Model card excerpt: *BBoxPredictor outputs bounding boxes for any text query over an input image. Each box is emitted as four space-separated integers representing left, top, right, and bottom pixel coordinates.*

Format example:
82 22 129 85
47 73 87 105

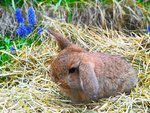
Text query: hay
0 8 17 38
40 0 149 33
0 18 149 112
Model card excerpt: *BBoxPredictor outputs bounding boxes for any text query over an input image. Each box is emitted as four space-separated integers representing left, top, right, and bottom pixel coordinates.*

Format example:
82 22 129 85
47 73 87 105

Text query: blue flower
16 24 28 37
27 7 36 26
37 27 42 35
15 8 24 24
10 46 16 53
146 24 150 32
25 24 32 34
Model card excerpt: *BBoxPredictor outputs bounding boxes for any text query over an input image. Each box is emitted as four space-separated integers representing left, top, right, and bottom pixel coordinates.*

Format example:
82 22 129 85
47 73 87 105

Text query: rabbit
48 29 138 103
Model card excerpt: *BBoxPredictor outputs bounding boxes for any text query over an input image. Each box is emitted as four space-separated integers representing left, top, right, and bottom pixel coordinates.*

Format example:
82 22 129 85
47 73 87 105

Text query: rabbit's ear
79 62 99 100
48 29 72 50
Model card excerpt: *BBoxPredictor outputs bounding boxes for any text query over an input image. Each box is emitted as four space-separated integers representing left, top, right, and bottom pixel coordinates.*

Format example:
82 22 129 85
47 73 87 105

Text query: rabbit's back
88 52 138 97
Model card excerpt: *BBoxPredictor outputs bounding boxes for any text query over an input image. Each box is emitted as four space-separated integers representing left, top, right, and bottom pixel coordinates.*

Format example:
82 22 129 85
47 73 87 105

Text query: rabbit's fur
49 29 138 103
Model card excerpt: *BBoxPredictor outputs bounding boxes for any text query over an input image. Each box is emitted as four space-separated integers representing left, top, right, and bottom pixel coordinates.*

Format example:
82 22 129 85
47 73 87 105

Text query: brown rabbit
49 29 138 103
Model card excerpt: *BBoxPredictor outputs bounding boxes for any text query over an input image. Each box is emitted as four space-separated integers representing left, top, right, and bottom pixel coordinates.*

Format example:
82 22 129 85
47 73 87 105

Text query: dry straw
0 17 149 112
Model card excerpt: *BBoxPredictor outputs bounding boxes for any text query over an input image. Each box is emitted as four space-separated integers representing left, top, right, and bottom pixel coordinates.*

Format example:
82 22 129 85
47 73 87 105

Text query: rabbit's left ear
48 29 72 50
79 62 99 100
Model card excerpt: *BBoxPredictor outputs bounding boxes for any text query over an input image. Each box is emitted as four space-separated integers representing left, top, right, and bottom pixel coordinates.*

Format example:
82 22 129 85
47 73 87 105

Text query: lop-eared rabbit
48 29 138 103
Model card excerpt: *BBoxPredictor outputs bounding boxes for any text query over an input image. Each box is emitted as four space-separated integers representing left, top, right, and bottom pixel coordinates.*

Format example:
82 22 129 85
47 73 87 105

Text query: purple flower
27 7 36 26
10 46 16 53
37 27 42 35
147 24 150 32
16 24 28 37
15 8 24 24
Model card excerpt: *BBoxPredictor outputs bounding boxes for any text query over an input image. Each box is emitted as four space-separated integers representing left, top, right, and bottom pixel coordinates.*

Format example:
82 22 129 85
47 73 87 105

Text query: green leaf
4 37 10 45
11 0 16 10
55 0 63 11
67 11 73 23
148 7 150 13
16 38 26 48
65 0 70 12
0 53 11 64
0 46 5 49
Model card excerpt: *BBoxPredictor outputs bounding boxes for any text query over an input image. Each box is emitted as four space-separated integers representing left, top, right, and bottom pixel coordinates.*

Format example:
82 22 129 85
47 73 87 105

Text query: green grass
0 34 42 66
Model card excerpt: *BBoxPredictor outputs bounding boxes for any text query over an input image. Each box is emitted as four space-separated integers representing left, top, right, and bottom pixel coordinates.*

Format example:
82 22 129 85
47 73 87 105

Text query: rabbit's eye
69 67 76 73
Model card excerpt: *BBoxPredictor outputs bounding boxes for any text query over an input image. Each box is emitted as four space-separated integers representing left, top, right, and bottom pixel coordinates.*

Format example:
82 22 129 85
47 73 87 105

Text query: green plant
50 0 86 22
0 37 13 65
0 0 23 10
0 34 42 66
137 0 150 11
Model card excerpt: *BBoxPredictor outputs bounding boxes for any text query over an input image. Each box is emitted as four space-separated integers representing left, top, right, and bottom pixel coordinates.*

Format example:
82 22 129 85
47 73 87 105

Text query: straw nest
0 17 149 113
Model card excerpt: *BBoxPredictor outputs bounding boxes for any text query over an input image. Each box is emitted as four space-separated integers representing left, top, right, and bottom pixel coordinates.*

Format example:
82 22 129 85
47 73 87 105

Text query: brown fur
49 29 138 103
